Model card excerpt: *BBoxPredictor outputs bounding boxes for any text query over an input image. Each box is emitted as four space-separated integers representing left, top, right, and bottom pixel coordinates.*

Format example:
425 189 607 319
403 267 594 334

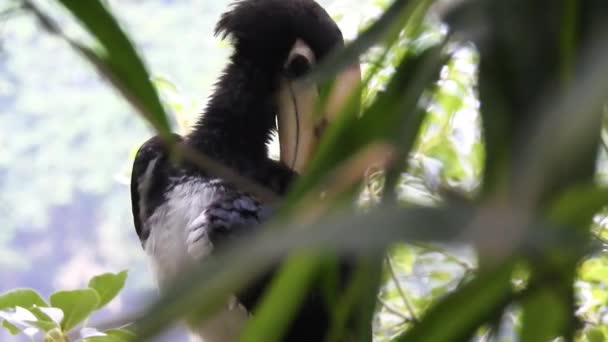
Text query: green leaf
579 258 608 283
50 289 100 331
28 306 61 332
106 328 136 340
0 306 58 335
0 289 47 309
88 270 128 309
133 205 475 339
429 271 452 282
520 289 567 342
391 245 416 274
0 290 50 333
240 254 320 342
585 327 606 342
86 336 121 342
85 328 135 342
548 184 608 228
1 320 21 335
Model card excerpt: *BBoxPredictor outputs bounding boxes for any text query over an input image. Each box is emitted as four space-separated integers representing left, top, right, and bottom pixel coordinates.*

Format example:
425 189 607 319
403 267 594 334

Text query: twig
413 241 473 271
385 256 419 323
377 297 411 322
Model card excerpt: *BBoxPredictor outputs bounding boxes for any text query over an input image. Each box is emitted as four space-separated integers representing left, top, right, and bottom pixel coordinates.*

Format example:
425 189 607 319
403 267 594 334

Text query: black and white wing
130 135 281 341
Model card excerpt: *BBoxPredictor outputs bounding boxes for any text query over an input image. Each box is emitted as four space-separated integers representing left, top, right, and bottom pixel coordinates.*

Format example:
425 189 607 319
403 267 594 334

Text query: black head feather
215 0 344 69
189 0 343 167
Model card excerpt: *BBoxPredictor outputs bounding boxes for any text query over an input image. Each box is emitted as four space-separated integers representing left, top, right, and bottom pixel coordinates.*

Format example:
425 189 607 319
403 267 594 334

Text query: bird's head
215 0 361 172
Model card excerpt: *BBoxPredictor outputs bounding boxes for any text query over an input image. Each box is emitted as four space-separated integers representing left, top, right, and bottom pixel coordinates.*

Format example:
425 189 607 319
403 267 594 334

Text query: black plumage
130 1 352 341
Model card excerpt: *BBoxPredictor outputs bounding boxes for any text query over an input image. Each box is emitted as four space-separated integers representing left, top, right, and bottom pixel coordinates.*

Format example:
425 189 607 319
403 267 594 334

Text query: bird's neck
189 57 280 166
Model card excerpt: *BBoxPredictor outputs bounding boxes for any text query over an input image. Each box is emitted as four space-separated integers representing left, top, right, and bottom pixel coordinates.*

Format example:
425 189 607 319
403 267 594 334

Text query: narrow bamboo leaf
288 43 447 203
240 255 321 342
245 43 447 341
28 0 171 138
50 289 100 331
134 205 474 339
132 202 589 340
395 262 515 342
88 270 128 310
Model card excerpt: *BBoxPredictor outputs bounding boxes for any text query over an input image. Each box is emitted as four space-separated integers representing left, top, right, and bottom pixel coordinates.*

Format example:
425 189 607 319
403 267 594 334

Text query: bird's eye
285 54 312 79
284 39 315 79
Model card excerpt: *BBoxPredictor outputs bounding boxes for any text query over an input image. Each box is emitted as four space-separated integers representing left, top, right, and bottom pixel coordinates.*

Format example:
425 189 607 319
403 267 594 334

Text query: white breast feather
141 176 249 342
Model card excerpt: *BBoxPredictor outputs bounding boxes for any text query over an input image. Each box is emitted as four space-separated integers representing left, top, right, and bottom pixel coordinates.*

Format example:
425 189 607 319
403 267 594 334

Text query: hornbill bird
130 0 361 341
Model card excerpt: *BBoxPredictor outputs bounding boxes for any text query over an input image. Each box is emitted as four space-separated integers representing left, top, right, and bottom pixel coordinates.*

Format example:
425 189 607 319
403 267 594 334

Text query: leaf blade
50 289 100 331
88 270 128 310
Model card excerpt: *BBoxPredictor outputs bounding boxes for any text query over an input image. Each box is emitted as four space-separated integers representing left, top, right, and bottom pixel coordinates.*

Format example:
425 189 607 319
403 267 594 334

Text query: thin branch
413 241 473 271
385 256 419 323
377 297 412 322
601 129 608 155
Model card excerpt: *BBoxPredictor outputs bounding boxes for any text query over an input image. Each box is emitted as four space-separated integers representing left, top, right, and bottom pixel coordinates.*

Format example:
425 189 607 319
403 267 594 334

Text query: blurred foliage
0 271 131 341
2 0 608 341
0 0 229 274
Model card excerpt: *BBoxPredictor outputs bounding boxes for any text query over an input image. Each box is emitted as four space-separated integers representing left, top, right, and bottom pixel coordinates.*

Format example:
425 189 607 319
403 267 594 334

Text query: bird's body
131 1 360 340
132 144 280 341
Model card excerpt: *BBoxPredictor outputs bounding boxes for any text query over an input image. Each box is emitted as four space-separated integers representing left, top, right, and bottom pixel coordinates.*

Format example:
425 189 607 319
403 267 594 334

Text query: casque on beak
277 39 362 173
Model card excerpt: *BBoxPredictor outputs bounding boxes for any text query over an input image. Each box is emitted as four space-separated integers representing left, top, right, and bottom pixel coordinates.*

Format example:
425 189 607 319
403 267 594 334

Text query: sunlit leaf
520 288 567 342
50 289 100 331
88 270 128 309
0 289 47 309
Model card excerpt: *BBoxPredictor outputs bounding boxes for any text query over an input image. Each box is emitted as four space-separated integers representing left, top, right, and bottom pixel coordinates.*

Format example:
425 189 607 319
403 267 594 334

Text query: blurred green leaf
1 320 21 335
548 185 608 228
134 204 475 339
579 258 608 283
520 289 567 342
87 328 135 342
240 254 321 342
29 306 61 332
50 289 100 331
106 328 136 340
88 270 128 310
243 39 448 341
585 327 607 342
24 0 172 139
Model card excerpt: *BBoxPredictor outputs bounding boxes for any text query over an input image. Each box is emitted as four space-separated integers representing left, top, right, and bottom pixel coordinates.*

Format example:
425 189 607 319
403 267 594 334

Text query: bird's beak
277 39 361 173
